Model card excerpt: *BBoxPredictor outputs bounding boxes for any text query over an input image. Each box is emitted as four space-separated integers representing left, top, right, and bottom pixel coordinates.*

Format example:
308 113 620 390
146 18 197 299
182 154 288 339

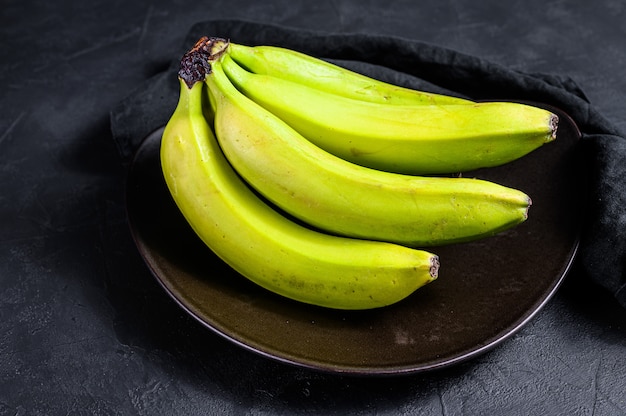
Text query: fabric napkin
110 19 626 309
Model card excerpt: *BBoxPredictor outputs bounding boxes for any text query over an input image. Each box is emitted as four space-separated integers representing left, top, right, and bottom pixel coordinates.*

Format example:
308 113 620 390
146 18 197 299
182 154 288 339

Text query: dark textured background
1 1 625 414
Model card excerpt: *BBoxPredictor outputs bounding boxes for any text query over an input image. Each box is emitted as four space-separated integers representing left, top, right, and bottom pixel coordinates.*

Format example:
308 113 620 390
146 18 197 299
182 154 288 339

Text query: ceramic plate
126 103 582 375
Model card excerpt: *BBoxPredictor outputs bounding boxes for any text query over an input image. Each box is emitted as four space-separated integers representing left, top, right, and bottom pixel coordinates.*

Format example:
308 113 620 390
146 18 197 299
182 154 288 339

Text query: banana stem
178 36 230 88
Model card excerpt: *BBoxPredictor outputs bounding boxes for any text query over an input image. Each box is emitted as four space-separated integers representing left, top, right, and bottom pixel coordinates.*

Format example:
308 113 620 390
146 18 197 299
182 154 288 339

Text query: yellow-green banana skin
160 78 438 310
229 43 471 106
205 58 531 248
222 54 558 175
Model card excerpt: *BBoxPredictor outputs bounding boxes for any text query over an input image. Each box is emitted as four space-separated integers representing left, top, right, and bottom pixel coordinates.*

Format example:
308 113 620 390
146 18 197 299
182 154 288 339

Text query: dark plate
125 104 582 376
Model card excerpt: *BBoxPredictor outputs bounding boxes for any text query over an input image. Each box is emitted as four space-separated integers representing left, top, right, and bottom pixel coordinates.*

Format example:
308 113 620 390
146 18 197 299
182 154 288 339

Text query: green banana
222 52 558 175
204 47 532 248
161 68 438 310
228 42 472 105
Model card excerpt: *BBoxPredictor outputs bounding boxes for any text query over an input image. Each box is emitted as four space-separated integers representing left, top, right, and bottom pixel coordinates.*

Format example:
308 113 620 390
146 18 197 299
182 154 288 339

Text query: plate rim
125 104 582 376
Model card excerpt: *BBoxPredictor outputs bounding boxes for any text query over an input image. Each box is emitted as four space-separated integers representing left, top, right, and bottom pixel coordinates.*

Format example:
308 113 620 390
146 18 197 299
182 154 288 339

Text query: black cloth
110 19 626 309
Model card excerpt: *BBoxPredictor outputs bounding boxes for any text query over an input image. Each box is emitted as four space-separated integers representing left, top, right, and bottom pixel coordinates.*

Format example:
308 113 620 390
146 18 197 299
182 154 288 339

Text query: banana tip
429 255 440 280
524 196 532 220
548 113 559 141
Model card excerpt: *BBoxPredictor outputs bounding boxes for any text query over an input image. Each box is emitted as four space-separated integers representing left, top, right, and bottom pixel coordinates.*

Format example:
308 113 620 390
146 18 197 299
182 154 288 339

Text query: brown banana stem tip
178 36 230 88
550 113 559 140
430 256 440 279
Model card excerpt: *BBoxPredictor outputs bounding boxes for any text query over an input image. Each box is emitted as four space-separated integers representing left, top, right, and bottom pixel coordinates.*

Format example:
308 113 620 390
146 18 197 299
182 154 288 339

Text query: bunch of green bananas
160 36 558 310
